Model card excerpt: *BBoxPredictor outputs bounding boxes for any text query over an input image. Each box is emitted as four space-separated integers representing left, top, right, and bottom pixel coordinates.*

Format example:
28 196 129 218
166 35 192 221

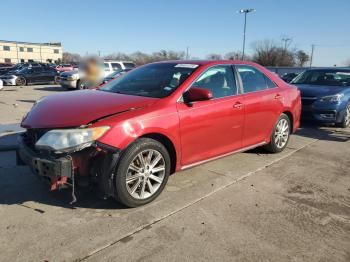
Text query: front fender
95 109 181 162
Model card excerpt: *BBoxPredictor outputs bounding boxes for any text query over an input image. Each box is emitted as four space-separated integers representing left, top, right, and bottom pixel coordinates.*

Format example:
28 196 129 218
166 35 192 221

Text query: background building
0 40 63 64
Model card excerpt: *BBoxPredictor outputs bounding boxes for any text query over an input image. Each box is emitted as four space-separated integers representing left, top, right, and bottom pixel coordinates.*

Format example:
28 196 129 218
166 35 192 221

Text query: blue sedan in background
292 68 350 128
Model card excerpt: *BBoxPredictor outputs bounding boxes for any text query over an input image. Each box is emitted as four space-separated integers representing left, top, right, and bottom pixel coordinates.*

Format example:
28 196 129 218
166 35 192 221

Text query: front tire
76 80 84 90
113 138 171 207
336 103 350 128
264 114 291 153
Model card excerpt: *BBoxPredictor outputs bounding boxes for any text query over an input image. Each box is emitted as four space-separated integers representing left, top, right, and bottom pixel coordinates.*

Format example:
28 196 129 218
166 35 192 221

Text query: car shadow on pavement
34 86 67 92
0 167 127 210
296 122 350 142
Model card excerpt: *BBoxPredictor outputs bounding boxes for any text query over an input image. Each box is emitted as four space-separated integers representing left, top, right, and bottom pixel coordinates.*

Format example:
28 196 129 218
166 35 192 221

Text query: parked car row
0 65 59 86
0 61 135 87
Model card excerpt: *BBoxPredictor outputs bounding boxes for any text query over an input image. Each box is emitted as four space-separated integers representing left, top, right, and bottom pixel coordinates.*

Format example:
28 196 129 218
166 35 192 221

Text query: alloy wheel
274 118 290 149
16 77 25 86
345 104 350 126
125 149 166 199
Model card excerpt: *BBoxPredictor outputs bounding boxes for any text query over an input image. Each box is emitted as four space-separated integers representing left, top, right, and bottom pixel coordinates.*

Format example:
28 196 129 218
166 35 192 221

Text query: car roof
305 68 350 72
153 60 261 66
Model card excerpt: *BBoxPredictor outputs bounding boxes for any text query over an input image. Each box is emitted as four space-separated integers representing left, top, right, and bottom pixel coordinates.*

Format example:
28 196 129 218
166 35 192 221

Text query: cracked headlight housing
35 126 110 152
319 94 344 103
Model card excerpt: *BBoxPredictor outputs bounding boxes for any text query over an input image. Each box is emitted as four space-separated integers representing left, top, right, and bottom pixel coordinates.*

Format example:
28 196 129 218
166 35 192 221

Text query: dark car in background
292 68 350 127
0 66 59 86
281 72 299 83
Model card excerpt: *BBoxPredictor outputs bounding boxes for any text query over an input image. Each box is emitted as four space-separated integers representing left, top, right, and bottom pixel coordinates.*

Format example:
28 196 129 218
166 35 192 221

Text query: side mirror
183 87 213 104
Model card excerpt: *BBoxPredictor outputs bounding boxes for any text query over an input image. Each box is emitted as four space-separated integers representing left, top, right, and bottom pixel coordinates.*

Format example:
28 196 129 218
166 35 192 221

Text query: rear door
25 68 41 83
42 67 56 82
177 65 244 166
235 65 284 147
33 67 48 83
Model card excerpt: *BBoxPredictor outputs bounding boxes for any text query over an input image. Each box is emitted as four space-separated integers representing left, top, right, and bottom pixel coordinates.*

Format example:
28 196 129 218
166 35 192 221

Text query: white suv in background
103 61 136 77
59 61 136 90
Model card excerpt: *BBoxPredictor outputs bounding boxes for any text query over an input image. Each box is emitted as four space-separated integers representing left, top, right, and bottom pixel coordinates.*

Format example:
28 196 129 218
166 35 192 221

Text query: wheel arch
139 133 177 174
282 110 293 133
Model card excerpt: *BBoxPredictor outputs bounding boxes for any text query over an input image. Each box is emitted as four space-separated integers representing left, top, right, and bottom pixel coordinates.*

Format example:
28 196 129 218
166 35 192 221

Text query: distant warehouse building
0 40 63 64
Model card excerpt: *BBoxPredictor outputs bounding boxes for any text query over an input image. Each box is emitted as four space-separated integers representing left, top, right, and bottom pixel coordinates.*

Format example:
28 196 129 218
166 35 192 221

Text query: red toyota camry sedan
18 60 301 207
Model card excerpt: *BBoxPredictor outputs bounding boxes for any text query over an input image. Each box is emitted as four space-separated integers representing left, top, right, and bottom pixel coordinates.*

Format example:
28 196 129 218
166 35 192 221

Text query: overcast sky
1 0 350 66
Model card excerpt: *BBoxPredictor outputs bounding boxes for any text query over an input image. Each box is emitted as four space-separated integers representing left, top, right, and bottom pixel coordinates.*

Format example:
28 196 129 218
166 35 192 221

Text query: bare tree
62 52 81 63
251 39 295 66
295 50 310 67
206 53 222 60
224 51 250 60
103 50 185 65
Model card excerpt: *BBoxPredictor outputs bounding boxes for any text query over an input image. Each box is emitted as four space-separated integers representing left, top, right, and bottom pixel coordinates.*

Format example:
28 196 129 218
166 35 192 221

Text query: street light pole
238 8 255 60
310 44 315 68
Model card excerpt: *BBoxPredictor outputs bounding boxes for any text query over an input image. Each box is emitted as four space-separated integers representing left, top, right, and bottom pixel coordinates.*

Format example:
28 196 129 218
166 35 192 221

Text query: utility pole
186 47 189 60
310 44 315 68
238 8 256 60
281 38 292 66
282 38 292 52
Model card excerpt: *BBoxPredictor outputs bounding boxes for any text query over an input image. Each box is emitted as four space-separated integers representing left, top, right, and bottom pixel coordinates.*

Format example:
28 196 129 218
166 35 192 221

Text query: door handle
233 102 243 109
274 94 283 100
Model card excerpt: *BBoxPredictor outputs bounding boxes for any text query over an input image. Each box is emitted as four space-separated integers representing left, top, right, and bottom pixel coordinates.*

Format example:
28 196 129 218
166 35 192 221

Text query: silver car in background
59 61 135 90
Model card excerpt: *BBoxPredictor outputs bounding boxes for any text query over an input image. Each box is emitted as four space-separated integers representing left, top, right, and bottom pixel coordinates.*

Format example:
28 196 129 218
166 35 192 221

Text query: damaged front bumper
17 135 121 203
17 137 73 190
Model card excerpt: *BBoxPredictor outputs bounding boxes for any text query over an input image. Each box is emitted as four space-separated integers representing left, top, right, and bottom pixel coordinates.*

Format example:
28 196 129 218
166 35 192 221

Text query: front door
177 65 244 166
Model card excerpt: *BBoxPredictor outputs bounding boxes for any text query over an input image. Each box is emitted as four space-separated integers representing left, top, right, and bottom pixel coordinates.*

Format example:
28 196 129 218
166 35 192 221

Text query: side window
111 63 122 70
104 63 110 71
237 65 273 93
265 75 276 88
192 65 237 99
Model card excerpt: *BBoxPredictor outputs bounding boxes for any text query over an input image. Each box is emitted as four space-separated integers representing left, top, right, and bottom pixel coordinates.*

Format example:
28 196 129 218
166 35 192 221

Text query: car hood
295 84 348 98
21 90 158 129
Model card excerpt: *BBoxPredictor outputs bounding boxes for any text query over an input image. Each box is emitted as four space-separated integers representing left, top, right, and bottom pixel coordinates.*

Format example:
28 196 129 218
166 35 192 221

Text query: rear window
123 62 136 69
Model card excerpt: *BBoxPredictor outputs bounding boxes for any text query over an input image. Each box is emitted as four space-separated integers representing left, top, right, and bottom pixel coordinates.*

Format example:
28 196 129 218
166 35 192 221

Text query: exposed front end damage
16 128 121 204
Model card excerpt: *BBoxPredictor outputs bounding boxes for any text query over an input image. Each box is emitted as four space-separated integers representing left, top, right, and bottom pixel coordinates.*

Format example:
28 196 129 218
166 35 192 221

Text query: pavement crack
208 169 229 177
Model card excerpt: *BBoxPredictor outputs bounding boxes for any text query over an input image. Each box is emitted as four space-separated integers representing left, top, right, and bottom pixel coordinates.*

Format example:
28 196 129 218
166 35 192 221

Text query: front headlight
319 94 344 103
67 76 76 81
35 126 110 152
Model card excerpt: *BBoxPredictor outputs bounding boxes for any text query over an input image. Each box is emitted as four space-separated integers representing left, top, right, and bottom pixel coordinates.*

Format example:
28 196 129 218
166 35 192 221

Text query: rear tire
54 76 60 84
264 114 291 153
15 77 26 86
336 102 350 128
113 138 171 207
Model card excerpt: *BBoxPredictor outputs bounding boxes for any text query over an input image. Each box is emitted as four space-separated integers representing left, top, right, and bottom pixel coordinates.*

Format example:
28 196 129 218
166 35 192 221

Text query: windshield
100 63 198 98
292 70 350 86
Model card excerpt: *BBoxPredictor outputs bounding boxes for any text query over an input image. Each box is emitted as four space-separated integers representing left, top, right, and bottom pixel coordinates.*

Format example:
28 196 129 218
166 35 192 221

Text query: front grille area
301 97 317 106
23 129 49 149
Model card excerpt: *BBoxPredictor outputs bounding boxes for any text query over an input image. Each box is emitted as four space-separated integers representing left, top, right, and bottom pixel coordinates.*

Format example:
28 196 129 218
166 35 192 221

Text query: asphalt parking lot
0 85 349 262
